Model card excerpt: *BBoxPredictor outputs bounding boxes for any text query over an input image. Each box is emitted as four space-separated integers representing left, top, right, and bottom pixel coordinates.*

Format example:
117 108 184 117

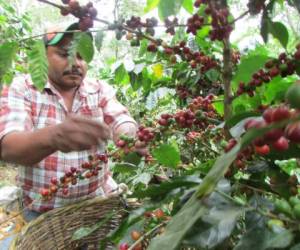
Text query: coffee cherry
294 204 300 219
264 129 283 142
271 106 290 122
50 185 58 193
147 43 157 52
116 139 126 148
50 177 58 185
194 0 202 7
274 199 293 216
285 82 300 109
60 7 70 16
158 118 169 126
119 243 129 250
255 145 270 155
62 188 69 195
272 137 289 151
269 67 280 77
263 108 274 123
131 230 141 241
68 0 80 11
294 50 300 60
153 208 165 219
88 7 97 18
40 188 50 197
132 243 142 250
285 122 300 143
289 196 300 206
79 16 93 31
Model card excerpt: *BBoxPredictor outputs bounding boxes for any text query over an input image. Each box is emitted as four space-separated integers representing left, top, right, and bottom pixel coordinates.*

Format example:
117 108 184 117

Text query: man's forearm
0 126 57 166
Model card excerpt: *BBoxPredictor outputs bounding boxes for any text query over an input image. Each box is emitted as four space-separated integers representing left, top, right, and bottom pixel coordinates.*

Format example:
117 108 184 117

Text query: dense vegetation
1 0 300 249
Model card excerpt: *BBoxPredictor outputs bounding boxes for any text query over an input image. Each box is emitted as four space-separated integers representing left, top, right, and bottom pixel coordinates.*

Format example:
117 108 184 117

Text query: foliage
1 0 300 249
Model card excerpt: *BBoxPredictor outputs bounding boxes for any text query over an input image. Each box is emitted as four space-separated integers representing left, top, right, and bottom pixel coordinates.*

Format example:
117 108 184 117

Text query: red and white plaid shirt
0 75 137 212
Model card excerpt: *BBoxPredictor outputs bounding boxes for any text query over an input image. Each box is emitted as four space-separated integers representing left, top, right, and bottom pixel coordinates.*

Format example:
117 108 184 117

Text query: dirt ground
0 163 17 187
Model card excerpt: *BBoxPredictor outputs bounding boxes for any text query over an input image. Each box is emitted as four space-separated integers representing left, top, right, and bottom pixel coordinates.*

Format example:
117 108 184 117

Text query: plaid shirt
0 75 137 212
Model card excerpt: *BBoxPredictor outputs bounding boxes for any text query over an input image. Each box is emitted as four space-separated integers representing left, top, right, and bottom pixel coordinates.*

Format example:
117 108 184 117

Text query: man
0 22 138 232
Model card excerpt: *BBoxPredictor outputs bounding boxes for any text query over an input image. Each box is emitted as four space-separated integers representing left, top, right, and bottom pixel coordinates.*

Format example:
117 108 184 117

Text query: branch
18 28 109 43
230 10 250 24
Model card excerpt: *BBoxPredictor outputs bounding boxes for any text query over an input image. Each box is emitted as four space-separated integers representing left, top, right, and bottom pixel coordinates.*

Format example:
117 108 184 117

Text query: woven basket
10 193 136 250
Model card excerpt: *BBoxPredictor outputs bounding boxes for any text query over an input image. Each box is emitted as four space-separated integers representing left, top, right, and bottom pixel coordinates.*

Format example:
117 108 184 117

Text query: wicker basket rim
9 191 128 250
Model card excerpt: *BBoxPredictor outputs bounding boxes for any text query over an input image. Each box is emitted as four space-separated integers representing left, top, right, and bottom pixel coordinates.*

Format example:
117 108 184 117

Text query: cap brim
46 23 92 46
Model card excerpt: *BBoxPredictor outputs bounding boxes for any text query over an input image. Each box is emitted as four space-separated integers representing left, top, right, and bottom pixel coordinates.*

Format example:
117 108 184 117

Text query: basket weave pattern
10 194 131 250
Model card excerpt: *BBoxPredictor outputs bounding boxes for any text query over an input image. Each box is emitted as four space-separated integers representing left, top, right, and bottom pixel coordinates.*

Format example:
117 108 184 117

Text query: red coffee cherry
50 177 58 185
116 139 126 148
62 188 69 195
271 106 290 122
119 243 129 250
255 145 270 155
40 188 50 197
285 122 300 143
272 137 289 151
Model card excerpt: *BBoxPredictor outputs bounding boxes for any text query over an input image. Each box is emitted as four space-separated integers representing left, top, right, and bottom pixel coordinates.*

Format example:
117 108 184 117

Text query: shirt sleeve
98 81 137 133
0 81 33 141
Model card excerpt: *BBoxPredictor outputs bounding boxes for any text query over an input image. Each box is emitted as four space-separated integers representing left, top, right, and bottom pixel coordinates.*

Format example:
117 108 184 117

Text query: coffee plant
2 0 300 249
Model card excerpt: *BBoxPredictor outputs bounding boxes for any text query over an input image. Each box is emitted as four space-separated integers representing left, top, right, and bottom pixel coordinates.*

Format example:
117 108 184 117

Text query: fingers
52 114 112 152
68 115 112 140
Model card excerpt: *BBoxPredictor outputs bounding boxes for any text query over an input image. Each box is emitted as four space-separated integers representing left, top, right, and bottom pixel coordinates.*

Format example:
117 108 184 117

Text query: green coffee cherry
274 199 293 216
293 204 300 219
289 196 300 207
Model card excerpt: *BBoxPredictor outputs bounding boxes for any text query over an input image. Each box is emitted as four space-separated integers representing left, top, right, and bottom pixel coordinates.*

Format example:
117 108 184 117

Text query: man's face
46 35 87 91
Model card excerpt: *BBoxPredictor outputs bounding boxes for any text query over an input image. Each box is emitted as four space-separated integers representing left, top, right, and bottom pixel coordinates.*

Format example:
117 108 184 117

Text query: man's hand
50 114 112 152
134 140 149 156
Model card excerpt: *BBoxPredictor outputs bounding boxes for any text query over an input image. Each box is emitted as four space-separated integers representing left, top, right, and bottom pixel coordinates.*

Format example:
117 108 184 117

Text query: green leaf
234 226 293 250
268 21 289 48
113 163 138 174
158 0 184 20
148 195 207 250
0 42 18 81
144 0 160 13
232 49 270 90
123 152 141 166
27 40 48 90
115 64 130 85
265 228 293 248
213 98 224 116
263 76 295 104
76 33 94 63
133 172 152 185
182 0 193 13
290 243 300 250
183 202 245 248
131 176 200 199
152 143 180 168
147 118 300 250
72 211 114 241
95 30 105 52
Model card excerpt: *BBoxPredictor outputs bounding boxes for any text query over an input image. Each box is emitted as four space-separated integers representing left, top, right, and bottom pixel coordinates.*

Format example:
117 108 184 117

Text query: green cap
44 22 92 46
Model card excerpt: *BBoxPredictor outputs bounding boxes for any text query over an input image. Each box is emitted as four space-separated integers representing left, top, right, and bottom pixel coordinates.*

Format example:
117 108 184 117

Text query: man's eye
58 52 68 57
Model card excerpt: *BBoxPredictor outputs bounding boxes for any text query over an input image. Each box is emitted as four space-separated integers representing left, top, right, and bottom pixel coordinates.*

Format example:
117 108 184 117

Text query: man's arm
1 126 57 166
1 115 111 166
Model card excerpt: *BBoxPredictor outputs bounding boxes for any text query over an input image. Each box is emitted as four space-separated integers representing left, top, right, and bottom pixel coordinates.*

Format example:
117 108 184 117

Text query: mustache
63 69 83 76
